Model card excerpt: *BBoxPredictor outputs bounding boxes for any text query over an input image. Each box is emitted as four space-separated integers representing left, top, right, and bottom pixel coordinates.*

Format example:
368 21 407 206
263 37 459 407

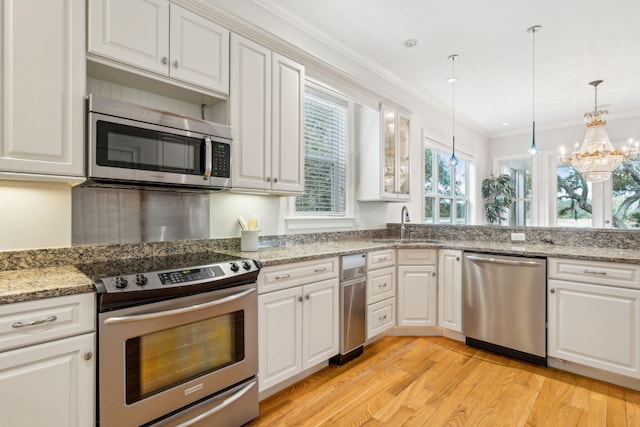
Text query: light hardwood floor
248 336 640 426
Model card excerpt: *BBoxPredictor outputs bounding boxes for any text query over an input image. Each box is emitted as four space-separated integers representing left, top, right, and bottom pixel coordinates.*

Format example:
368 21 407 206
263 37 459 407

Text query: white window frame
423 137 472 225
492 154 540 226
286 80 355 231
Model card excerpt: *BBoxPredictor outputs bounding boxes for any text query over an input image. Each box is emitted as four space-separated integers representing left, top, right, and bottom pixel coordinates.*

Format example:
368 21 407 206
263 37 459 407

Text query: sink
372 238 444 244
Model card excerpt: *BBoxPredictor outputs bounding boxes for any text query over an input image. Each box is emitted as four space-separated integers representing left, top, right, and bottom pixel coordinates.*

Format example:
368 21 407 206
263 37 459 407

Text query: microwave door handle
203 136 212 179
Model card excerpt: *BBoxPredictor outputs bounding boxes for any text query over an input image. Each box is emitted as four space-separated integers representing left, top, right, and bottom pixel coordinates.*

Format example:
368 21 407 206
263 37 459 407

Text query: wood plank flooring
247 336 640 426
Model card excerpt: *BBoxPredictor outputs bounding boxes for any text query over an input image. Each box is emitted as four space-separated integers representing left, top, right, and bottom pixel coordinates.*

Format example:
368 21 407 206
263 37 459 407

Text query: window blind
295 90 348 214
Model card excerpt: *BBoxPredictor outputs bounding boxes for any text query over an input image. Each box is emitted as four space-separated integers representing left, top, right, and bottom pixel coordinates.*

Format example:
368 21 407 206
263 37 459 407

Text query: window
424 147 469 224
556 158 640 229
295 88 348 215
498 159 532 226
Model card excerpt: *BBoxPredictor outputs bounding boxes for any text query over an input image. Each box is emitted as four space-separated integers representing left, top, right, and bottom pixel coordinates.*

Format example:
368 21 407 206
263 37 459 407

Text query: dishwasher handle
466 255 543 267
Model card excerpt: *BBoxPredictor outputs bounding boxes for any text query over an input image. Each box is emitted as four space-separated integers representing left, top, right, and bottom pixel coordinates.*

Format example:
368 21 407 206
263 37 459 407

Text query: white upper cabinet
230 33 304 195
0 0 85 180
357 103 410 201
89 0 229 94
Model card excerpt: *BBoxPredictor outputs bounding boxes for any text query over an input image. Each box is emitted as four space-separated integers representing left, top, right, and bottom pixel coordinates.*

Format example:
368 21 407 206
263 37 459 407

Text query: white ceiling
257 0 640 137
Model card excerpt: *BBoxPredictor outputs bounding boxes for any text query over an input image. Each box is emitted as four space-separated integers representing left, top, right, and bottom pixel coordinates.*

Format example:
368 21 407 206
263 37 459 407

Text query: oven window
125 310 244 404
96 121 203 175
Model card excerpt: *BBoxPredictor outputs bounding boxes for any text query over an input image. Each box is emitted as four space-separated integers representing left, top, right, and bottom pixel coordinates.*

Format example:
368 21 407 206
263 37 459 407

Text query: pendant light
527 25 541 157
448 54 459 166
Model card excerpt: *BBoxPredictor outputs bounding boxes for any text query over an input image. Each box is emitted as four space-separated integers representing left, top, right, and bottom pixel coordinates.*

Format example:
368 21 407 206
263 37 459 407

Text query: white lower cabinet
258 269 338 392
437 249 463 332
0 293 95 427
396 249 437 327
366 249 396 340
548 278 640 378
397 265 437 327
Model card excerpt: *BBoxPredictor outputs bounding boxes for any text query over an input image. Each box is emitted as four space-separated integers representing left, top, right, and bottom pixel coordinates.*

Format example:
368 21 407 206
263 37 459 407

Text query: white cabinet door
0 0 85 178
397 265 437 327
302 278 339 369
230 34 271 191
169 4 229 93
88 0 169 75
0 332 95 427
271 53 304 194
258 286 302 392
438 249 463 332
548 279 640 378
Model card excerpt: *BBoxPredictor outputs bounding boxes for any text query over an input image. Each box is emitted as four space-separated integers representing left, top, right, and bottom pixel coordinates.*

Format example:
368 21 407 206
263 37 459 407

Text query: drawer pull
314 267 327 273
377 256 388 262
582 269 607 276
275 274 291 280
379 314 387 321
12 315 57 329
378 282 388 288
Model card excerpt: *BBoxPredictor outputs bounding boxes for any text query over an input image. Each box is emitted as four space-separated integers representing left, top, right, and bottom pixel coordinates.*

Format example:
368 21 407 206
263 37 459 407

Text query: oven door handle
103 288 256 324
174 380 256 427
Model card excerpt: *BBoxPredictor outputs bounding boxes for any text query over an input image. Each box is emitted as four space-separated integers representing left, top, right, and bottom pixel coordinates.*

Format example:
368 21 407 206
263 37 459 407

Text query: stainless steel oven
87 95 232 191
82 254 260 427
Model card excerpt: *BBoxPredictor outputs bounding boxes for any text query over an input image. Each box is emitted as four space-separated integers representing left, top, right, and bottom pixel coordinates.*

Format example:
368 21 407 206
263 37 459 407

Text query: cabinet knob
456 257 460 261
274 177 278 183
305 294 310 300
84 351 93 361
266 177 271 182
298 296 303 302
432 272 436 277
173 60 179 68
161 56 168 65
550 288 556 294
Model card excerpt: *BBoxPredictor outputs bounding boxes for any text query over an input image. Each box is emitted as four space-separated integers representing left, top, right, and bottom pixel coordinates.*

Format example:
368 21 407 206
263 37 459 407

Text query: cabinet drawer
548 258 640 289
258 257 338 294
398 249 437 265
367 298 395 339
0 293 95 352
367 266 396 304
367 249 395 269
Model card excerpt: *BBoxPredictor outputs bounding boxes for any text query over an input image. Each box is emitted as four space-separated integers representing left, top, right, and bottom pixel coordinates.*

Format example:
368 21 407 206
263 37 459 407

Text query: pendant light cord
527 25 541 157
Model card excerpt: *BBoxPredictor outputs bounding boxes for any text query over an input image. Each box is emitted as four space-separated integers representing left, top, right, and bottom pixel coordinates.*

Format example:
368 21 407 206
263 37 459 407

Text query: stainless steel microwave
86 95 232 190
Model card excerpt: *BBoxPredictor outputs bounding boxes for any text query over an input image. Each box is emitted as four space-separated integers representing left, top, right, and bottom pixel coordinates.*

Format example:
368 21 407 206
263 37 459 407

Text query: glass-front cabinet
358 103 411 201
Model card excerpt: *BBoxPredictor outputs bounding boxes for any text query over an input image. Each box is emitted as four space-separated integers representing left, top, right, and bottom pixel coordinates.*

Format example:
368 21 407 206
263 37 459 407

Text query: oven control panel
97 260 260 294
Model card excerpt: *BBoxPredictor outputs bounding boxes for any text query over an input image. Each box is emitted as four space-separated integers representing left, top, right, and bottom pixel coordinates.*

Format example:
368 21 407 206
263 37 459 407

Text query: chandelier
559 80 638 182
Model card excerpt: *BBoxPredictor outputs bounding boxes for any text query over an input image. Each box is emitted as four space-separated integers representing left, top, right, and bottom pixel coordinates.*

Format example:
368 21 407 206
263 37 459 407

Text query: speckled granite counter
4 225 640 305
0 266 94 304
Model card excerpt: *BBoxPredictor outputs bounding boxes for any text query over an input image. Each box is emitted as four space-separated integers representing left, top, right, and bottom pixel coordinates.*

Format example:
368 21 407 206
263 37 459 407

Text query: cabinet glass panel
383 108 396 194
398 115 410 196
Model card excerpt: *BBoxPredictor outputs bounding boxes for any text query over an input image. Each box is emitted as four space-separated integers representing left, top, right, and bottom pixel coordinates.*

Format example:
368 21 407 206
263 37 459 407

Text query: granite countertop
4 238 640 305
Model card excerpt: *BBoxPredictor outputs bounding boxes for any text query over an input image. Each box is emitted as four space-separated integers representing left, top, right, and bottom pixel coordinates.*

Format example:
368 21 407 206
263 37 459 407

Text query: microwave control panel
212 142 230 178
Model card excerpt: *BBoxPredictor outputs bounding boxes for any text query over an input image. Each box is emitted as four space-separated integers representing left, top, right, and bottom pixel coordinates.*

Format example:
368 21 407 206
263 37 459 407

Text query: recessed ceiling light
502 122 510 127
446 77 457 83
403 39 418 48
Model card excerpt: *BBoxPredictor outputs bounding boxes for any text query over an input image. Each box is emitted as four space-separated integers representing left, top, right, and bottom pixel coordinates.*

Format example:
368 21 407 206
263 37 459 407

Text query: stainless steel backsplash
72 187 210 245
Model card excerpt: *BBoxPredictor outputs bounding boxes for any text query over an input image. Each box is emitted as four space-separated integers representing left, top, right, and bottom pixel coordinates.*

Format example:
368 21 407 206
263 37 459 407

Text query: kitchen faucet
400 205 410 240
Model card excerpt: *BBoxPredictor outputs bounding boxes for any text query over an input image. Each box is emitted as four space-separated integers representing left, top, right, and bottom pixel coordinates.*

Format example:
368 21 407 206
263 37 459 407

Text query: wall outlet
511 232 526 241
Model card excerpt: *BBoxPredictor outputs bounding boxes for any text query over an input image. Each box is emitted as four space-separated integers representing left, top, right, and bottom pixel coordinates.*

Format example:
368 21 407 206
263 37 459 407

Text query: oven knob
230 263 240 273
135 274 148 286
242 261 252 270
114 276 128 289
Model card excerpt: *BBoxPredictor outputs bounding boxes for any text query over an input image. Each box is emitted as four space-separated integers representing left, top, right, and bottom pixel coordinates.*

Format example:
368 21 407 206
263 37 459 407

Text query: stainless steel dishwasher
330 253 366 366
463 252 547 366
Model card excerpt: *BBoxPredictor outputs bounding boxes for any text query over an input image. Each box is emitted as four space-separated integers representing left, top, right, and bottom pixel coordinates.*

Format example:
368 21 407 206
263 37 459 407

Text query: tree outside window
425 147 468 224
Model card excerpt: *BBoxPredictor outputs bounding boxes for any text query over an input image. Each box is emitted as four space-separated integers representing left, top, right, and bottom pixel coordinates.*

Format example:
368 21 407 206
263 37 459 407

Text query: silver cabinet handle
174 381 257 427
13 315 57 328
275 274 291 280
314 267 327 273
582 269 607 276
550 288 556 294
379 314 387 321
377 256 388 262
203 136 212 179
378 282 388 288
161 56 168 65
173 60 179 68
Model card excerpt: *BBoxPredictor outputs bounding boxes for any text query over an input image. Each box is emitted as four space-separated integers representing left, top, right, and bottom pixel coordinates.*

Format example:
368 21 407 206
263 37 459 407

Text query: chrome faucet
400 205 411 240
